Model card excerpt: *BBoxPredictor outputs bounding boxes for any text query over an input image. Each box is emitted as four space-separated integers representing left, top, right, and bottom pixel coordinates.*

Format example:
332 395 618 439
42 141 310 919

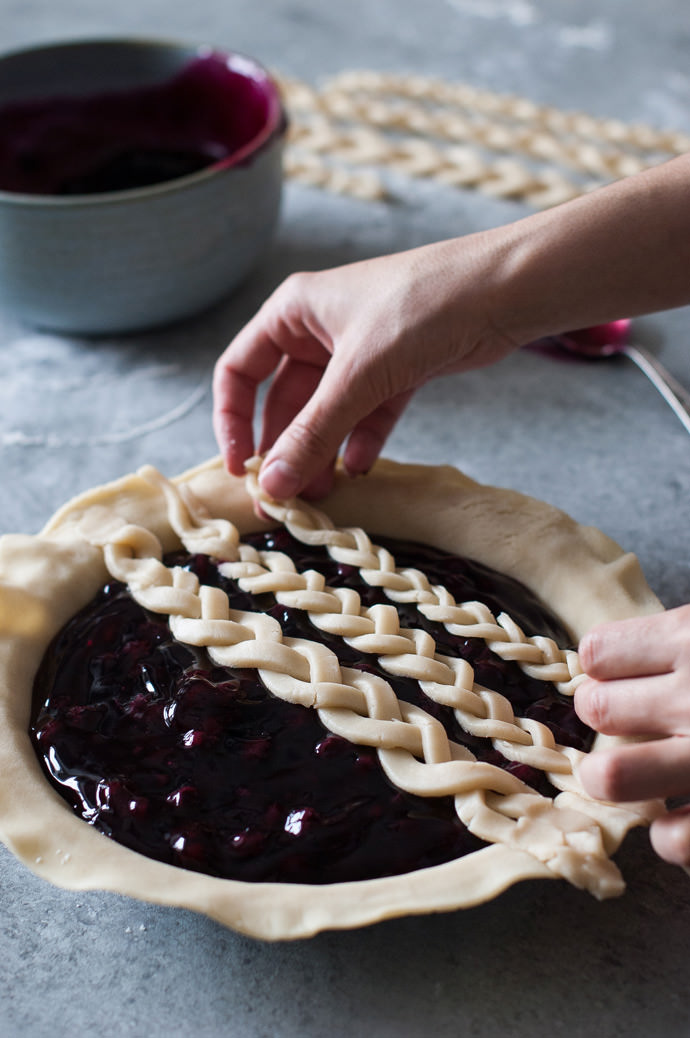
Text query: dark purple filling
31 532 592 885
0 53 276 195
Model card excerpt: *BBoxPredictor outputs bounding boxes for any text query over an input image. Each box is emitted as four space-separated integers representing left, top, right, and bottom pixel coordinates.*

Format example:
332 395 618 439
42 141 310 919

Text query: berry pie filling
31 531 592 885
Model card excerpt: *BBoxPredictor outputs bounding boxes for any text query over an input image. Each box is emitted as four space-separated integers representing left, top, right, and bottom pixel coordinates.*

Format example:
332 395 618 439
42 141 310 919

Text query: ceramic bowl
0 38 286 334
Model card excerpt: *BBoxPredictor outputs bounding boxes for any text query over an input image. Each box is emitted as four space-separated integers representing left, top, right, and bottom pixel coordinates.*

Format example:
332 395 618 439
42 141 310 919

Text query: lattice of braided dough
73 461 657 899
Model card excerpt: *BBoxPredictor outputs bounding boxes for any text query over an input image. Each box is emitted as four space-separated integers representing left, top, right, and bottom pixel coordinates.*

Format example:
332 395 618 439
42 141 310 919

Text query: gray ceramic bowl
0 38 286 333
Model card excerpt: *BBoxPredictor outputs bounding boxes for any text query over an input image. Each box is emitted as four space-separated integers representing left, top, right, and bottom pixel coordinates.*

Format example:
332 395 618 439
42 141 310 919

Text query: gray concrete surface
1 1 690 1035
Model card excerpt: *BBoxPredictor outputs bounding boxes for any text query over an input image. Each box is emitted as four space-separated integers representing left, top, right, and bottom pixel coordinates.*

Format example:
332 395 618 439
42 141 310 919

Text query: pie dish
0 456 663 940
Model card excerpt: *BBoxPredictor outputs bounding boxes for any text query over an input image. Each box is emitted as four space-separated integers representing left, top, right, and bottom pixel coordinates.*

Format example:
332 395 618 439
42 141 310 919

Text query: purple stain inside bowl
0 52 281 196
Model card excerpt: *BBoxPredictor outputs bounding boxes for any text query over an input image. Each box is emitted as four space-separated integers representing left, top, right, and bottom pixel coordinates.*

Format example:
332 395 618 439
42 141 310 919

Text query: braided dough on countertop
280 70 690 206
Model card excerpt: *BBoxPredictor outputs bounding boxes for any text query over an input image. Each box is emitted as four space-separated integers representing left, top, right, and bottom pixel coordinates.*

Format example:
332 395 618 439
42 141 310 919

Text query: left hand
575 605 690 867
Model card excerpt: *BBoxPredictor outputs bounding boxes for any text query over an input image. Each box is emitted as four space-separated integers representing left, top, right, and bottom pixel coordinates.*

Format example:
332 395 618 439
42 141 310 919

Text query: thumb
258 354 380 499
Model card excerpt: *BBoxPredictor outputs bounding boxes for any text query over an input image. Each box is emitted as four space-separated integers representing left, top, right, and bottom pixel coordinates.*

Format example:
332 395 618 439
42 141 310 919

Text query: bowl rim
0 36 286 208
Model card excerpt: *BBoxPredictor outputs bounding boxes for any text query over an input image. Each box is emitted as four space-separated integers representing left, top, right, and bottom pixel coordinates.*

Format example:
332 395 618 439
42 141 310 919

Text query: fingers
342 390 415 477
258 355 326 456
575 671 690 738
575 605 690 872
575 605 690 740
248 374 412 500
213 272 331 478
300 456 338 500
211 364 256 477
256 357 339 498
578 735 690 868
650 804 690 867
257 382 409 500
579 608 690 679
212 313 282 475
578 736 690 802
259 355 375 498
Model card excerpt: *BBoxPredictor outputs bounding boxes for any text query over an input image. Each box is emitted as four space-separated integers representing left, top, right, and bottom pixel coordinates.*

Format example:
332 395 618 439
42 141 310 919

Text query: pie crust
0 456 663 940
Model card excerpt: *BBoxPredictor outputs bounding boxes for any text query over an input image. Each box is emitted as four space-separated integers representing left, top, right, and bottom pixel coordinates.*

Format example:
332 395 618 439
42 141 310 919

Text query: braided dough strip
286 80 652 182
217 541 580 777
321 71 690 158
159 464 587 782
279 70 689 208
222 466 593 783
240 459 583 693
286 108 588 209
283 148 387 201
73 463 656 897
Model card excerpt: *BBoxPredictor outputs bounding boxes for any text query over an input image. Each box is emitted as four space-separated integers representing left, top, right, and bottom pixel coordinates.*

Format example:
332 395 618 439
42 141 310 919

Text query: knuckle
273 271 311 310
285 416 333 462
283 270 312 292
265 272 317 341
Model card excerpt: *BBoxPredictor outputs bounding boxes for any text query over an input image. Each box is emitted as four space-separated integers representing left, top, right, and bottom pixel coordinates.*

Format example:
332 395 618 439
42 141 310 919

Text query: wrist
475 155 690 346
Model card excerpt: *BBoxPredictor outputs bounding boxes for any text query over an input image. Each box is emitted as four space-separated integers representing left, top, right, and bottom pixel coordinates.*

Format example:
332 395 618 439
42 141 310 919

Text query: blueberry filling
31 532 592 885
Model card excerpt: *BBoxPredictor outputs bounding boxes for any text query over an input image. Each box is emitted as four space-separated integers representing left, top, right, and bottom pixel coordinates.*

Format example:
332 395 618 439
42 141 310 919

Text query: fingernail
342 460 370 479
260 458 301 499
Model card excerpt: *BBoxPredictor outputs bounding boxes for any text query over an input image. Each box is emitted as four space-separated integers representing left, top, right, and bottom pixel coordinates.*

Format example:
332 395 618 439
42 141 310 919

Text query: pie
0 456 663 940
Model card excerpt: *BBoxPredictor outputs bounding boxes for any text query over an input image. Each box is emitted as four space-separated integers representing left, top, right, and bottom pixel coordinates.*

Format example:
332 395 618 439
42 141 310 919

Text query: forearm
213 154 690 496
459 153 690 347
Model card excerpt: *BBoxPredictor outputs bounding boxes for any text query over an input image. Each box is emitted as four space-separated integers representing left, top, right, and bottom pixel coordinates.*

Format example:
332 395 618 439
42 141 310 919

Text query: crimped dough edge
0 457 662 940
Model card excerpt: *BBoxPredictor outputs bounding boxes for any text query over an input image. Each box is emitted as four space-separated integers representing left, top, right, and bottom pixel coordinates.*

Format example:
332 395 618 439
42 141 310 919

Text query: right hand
213 153 690 500
212 236 518 499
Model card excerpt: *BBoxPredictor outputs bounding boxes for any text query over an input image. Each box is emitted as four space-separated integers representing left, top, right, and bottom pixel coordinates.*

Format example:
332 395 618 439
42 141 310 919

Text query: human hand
214 153 690 500
213 236 517 499
575 605 690 867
